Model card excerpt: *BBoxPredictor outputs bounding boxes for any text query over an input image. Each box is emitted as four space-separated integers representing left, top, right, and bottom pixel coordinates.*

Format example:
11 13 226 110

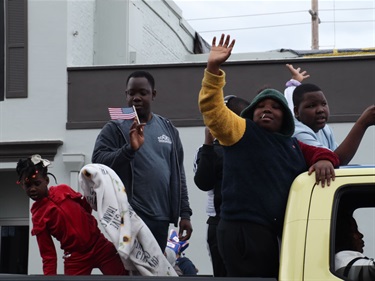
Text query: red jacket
31 184 101 275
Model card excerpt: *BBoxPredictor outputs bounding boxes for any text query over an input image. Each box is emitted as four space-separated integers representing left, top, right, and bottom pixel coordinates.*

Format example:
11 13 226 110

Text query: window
331 184 375 281
1 0 28 100
0 0 4 101
0 221 29 274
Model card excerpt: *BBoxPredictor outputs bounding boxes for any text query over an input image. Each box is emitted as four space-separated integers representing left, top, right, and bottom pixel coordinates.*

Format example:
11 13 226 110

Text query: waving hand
207 34 236 75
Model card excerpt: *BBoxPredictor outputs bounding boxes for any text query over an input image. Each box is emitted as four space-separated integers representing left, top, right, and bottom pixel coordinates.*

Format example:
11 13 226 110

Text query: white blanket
78 163 177 276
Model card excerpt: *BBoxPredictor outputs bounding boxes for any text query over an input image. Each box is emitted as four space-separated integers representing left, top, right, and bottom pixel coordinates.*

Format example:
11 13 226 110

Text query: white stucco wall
66 0 195 66
128 0 195 64
67 0 96 66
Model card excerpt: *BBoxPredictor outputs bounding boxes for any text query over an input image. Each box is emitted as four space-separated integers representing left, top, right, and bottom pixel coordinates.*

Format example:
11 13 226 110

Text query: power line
197 20 375 34
321 7 375 12
186 10 306 21
185 7 375 22
198 22 311 33
323 20 375 24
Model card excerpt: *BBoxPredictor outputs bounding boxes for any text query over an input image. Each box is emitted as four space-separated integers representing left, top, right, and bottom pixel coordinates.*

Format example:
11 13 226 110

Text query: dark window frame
0 0 4 101
5 0 27 99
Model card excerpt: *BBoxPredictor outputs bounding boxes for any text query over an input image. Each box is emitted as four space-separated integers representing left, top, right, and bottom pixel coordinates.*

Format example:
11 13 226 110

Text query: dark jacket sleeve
298 140 340 167
92 121 135 166
91 121 136 195
173 126 192 220
194 145 221 191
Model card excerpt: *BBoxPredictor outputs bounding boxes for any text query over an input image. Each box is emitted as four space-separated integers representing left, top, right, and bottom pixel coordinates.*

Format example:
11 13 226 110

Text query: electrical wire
198 22 311 33
197 20 374 34
185 7 375 21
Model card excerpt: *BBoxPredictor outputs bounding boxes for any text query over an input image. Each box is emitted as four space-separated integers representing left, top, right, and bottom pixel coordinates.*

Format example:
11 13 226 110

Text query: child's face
348 218 365 253
253 98 283 133
20 172 49 201
294 91 330 133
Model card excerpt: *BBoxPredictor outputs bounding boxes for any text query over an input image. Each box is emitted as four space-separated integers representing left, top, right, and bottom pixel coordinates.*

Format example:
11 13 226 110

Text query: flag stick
132 105 140 124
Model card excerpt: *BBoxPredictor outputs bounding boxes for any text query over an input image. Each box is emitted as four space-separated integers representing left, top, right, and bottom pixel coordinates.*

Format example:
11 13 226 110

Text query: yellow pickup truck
279 166 375 281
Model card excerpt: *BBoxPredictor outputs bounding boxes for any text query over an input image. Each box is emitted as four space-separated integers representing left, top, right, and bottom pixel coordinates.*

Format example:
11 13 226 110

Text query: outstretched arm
334 104 375 165
199 34 245 146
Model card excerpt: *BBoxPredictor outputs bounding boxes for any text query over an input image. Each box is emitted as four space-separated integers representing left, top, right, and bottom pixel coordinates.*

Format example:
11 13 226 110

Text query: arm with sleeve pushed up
334 104 375 165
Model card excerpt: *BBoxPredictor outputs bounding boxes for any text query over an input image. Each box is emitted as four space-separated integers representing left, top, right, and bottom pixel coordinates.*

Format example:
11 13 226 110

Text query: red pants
64 235 127 275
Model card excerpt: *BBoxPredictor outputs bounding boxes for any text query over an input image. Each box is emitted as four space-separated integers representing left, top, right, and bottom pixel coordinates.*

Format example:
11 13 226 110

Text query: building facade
0 0 374 276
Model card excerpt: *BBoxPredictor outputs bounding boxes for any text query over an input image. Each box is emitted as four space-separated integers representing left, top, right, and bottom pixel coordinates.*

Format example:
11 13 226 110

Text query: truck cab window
332 185 375 281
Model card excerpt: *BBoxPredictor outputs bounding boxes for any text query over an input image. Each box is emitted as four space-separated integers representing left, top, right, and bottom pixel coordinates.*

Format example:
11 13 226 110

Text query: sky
174 0 375 53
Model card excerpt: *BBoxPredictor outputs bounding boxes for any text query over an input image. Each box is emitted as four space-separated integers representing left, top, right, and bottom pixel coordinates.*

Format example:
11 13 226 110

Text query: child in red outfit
16 154 127 275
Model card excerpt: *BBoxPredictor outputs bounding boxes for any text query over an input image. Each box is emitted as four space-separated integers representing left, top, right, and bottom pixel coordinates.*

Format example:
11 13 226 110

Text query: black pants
207 223 227 276
217 219 279 278
137 214 170 252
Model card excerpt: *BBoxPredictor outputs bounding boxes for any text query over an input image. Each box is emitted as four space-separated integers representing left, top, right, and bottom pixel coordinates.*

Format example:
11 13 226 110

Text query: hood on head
240 88 295 137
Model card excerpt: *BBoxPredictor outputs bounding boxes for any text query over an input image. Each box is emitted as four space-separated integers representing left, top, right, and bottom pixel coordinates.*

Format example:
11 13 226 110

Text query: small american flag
108 107 138 121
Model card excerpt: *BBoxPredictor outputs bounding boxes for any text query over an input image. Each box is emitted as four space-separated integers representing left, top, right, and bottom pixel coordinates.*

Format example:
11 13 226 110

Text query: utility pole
309 0 320 50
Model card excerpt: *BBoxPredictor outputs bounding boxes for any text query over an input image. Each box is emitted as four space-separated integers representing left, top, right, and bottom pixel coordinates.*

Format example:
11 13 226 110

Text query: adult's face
125 77 156 122
253 98 284 133
294 91 330 133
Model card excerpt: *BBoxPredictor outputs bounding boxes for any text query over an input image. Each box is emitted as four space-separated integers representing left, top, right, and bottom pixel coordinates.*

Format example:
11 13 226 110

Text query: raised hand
286 63 310 82
357 104 375 128
207 34 236 75
129 119 146 151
